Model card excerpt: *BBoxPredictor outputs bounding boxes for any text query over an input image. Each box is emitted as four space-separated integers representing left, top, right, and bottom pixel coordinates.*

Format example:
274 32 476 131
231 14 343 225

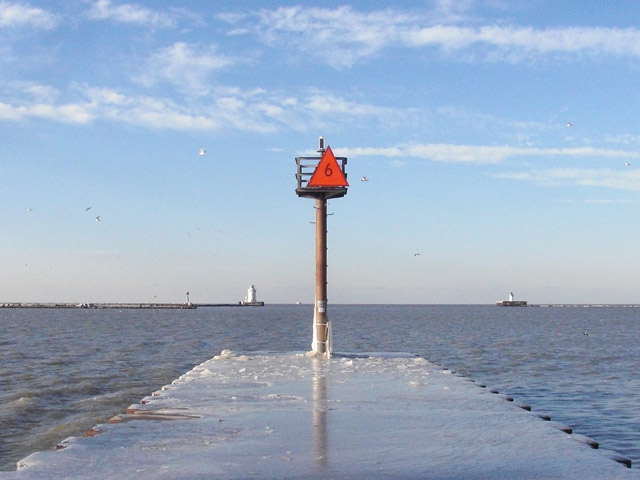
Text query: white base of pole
311 310 332 357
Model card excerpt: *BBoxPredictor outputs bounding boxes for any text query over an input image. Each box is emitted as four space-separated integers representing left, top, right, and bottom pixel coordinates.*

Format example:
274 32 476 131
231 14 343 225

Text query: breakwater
0 302 196 309
0 302 264 309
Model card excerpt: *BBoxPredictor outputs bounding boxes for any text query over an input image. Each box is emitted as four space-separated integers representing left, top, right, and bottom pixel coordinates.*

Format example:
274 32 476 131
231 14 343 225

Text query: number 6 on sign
307 146 349 188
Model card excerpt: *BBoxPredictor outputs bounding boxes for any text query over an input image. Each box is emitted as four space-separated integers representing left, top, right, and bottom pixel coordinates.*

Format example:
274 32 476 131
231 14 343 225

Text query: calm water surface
1 305 639 471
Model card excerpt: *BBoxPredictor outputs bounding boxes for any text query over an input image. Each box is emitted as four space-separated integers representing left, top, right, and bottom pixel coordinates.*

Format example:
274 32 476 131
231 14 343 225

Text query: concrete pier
4 352 636 479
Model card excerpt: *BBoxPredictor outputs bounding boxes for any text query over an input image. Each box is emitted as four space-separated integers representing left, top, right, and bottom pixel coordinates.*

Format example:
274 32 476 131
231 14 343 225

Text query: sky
2 1 640 305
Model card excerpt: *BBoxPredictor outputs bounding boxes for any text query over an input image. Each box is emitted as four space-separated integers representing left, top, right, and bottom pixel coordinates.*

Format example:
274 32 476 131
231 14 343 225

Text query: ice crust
4 351 638 479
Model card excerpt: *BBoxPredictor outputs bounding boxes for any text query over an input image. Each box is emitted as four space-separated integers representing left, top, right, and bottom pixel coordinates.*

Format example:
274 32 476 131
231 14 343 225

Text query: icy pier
6 351 637 479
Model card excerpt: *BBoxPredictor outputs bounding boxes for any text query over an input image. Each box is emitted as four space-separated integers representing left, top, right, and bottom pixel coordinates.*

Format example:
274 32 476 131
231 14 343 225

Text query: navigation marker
307 146 349 188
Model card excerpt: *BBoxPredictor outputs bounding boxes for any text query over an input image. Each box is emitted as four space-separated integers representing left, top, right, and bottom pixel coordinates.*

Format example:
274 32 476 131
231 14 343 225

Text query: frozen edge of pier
5 351 637 479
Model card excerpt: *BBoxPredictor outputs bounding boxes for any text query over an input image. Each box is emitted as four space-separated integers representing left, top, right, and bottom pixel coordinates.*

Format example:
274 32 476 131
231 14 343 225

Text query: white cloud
87 0 175 28
87 87 128 105
0 100 93 123
342 142 640 192
583 198 640 204
222 6 416 68
341 144 640 164
606 133 640 146
6 81 61 102
497 168 640 192
406 25 640 58
120 107 217 130
222 6 640 67
434 0 475 20
0 1 59 29
0 82 415 133
304 92 406 120
85 88 219 130
0 87 216 129
139 43 236 95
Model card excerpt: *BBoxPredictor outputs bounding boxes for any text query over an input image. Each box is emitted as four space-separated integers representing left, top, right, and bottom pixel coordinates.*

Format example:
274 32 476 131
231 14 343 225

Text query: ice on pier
5 351 637 479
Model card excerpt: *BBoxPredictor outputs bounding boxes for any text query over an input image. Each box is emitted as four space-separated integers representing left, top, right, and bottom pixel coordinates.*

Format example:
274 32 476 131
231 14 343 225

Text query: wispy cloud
341 144 640 164
0 101 93 123
85 87 224 130
222 6 640 67
302 92 412 130
406 25 640 59
0 82 410 133
605 133 640 146
221 6 416 68
583 198 640 204
7 81 61 102
87 0 176 28
0 1 59 29
137 42 236 95
433 0 476 22
342 142 640 192
497 168 640 192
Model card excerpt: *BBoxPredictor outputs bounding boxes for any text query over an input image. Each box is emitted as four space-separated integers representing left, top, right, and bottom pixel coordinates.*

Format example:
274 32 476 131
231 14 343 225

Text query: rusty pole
296 136 344 356
314 195 328 354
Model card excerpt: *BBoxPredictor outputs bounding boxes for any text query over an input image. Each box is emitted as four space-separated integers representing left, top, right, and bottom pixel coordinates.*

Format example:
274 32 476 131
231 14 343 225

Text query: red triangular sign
307 146 349 188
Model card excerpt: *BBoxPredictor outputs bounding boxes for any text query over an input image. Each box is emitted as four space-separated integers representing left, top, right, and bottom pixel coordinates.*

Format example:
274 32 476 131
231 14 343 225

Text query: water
1 305 639 471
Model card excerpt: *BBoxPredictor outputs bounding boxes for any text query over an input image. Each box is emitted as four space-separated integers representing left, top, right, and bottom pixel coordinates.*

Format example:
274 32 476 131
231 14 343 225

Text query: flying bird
27 207 33 212
95 216 101 222
361 176 369 182
414 253 421 256
85 206 92 211
624 162 631 167
199 147 206 156
566 122 573 127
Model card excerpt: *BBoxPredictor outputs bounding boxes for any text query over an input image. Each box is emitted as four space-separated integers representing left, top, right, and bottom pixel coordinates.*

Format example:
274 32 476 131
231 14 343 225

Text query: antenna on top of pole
318 136 325 153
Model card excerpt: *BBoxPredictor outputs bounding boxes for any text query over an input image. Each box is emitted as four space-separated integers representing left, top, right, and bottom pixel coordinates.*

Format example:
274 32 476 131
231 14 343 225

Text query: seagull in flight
27 207 33 212
95 216 101 222
414 252 421 256
85 206 92 211
361 176 369 182
566 122 573 127
624 162 631 167
199 146 206 156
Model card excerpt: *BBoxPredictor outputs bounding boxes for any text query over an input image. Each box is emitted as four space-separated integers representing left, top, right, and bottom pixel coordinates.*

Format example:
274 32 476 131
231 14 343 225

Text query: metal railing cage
295 155 348 199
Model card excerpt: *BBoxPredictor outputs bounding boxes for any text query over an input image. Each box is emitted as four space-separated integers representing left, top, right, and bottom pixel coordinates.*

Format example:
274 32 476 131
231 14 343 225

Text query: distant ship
496 292 528 307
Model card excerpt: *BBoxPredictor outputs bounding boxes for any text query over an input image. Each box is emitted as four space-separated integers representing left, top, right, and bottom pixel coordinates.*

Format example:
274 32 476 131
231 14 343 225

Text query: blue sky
2 1 640 304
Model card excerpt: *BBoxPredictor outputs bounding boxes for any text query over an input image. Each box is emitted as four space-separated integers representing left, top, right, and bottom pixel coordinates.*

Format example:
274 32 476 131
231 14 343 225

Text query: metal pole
314 195 328 354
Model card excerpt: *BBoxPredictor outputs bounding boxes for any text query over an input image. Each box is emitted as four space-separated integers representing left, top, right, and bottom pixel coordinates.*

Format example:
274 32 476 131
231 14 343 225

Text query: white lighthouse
246 285 257 304
240 284 264 306
497 291 527 307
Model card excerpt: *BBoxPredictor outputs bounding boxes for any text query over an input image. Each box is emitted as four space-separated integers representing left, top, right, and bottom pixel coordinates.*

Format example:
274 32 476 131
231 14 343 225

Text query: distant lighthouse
246 285 257 304
497 291 527 307
241 285 264 306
